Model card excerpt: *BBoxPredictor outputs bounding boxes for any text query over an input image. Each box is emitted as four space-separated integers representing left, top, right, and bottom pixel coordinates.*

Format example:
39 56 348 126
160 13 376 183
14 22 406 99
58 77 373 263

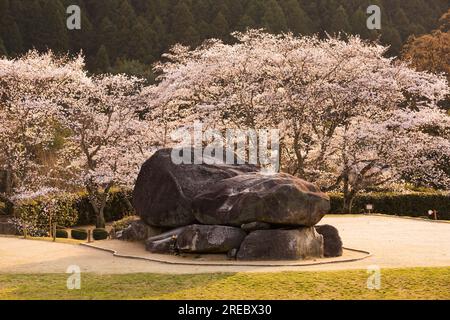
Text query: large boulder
133 148 258 228
315 225 343 257
145 227 187 253
115 220 162 242
237 228 324 261
176 224 246 253
193 173 330 227
145 224 247 254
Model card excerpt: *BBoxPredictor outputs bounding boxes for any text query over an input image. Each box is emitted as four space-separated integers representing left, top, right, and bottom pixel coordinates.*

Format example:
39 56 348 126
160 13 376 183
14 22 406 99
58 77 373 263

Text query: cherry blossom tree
1 51 155 226
0 51 86 208
58 73 154 227
143 30 449 212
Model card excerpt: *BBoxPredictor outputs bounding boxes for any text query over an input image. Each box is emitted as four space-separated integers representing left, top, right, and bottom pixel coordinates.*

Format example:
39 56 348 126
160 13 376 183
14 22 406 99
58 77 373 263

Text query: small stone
227 248 238 259
315 225 343 257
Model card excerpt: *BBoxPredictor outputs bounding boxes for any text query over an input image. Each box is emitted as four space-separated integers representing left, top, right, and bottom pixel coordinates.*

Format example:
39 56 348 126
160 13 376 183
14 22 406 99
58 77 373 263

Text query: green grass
1 267 449 300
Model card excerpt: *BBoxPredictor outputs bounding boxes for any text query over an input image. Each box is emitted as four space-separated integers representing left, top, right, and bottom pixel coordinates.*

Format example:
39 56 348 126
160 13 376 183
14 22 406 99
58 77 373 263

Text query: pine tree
197 19 212 39
151 16 168 55
40 0 68 52
350 7 369 38
329 5 351 34
15 0 44 50
0 0 23 55
211 12 230 39
98 17 119 62
393 8 412 41
236 14 256 31
94 45 111 73
281 0 314 35
170 1 197 45
0 37 7 56
113 0 137 58
127 17 155 63
184 26 201 47
381 26 402 56
67 1 94 56
110 58 156 84
245 0 265 26
192 0 211 24
262 0 288 33
225 0 244 27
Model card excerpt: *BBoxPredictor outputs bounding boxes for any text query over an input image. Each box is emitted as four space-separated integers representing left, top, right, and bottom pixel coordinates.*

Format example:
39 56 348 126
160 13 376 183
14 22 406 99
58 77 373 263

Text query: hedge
55 229 69 238
93 228 109 240
10 190 133 230
329 192 450 220
71 229 88 240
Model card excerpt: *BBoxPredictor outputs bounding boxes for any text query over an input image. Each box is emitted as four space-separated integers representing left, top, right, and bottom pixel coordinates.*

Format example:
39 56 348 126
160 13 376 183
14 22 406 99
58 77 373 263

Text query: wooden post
88 229 92 243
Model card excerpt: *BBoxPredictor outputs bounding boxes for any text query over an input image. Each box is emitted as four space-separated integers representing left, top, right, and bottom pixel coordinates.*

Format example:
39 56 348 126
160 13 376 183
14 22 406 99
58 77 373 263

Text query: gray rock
193 173 330 227
145 236 177 254
133 148 258 228
176 224 246 253
145 226 188 254
237 228 324 261
116 220 162 241
227 248 238 259
241 221 272 232
315 225 343 257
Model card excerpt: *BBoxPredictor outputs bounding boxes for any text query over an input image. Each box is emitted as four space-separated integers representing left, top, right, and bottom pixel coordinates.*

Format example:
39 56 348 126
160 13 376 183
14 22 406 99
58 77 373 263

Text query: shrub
329 192 450 220
55 229 68 238
93 228 108 240
111 215 139 233
8 218 47 237
11 190 133 232
75 189 133 226
0 201 6 215
71 228 88 240
15 194 80 236
0 200 13 216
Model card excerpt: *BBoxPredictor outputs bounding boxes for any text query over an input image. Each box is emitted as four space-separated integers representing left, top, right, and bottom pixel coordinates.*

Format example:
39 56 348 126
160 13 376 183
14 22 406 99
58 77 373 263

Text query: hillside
0 0 448 80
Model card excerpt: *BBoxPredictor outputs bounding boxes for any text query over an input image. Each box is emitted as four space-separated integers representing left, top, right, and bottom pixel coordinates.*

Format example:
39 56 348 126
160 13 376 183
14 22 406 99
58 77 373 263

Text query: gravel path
0 215 449 274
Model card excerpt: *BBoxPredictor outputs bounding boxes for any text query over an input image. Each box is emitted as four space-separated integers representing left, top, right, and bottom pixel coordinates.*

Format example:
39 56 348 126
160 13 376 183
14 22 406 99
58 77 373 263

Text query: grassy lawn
0 267 449 300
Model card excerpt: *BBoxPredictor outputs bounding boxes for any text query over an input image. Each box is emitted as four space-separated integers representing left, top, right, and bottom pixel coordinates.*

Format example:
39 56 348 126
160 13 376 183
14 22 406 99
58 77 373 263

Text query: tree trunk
96 208 106 229
343 189 357 214
123 196 135 215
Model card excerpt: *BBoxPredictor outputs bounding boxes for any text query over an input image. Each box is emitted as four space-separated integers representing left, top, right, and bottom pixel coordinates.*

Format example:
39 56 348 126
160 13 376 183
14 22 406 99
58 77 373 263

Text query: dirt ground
0 215 449 274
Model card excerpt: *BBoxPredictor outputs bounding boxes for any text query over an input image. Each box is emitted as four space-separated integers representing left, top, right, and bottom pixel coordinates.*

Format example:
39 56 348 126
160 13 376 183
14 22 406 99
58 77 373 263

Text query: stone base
237 228 324 261
315 225 343 257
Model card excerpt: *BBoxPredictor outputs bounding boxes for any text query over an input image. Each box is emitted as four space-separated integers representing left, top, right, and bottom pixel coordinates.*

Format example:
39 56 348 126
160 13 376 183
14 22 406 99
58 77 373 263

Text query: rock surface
315 225 343 257
133 148 258 228
133 148 335 261
176 224 246 253
193 173 330 227
237 228 324 261
145 227 187 253
115 220 162 241
241 221 272 232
